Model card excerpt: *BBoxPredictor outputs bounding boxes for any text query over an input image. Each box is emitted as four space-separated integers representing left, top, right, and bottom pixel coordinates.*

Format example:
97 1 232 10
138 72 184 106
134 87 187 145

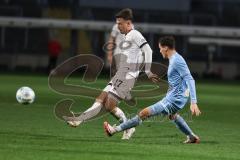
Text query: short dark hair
115 8 133 20
159 36 175 49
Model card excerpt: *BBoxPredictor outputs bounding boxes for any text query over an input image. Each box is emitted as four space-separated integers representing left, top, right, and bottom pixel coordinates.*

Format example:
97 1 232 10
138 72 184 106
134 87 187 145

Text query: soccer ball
16 87 35 105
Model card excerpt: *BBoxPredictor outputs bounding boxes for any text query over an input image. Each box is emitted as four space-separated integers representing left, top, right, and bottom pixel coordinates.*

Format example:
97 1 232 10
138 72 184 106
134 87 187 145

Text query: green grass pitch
0 74 240 160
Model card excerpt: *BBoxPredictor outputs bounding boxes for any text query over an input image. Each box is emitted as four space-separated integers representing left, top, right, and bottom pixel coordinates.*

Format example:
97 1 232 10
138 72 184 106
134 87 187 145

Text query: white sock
84 102 102 113
78 102 103 121
112 107 127 123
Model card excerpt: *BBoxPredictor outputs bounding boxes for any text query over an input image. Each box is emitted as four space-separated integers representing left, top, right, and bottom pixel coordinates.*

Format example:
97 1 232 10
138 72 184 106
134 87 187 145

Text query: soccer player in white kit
64 8 160 140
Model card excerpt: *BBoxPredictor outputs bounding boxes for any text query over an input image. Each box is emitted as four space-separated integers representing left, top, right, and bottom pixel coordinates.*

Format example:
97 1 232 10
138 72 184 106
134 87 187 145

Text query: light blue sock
116 115 142 132
173 115 194 137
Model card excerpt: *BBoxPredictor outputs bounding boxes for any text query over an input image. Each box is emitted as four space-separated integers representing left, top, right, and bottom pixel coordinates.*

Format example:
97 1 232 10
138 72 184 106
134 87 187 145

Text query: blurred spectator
48 38 62 74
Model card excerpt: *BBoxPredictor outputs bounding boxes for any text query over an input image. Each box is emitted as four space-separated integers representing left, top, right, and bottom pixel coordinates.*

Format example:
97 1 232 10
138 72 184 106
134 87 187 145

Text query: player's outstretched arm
184 77 201 116
141 44 160 83
176 60 201 116
184 75 201 116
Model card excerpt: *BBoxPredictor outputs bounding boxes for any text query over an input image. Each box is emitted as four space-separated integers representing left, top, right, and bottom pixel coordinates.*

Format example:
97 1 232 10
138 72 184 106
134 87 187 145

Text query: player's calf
170 114 200 144
104 96 118 112
103 107 150 137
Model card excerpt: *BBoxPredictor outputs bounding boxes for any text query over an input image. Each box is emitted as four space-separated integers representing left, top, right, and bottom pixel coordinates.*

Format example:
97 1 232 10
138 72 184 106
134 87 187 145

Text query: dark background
0 0 240 80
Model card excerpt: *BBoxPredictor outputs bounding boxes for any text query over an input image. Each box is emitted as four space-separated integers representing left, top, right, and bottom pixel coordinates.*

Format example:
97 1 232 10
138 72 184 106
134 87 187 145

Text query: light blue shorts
148 98 180 116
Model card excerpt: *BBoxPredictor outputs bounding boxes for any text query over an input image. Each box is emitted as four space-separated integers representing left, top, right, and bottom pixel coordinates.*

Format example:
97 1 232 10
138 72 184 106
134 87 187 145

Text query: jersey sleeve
131 30 147 48
141 43 152 75
175 59 197 104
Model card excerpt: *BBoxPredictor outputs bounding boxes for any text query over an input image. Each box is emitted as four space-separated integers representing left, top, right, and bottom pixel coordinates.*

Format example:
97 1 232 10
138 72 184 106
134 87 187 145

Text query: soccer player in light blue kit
104 36 201 143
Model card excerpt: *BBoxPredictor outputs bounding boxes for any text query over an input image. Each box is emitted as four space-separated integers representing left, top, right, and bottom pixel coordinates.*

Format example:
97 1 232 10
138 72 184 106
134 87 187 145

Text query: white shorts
103 74 135 101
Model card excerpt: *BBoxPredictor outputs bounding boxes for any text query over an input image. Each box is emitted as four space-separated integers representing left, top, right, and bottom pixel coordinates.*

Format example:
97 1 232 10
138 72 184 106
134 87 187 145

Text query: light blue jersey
149 52 197 115
166 52 197 108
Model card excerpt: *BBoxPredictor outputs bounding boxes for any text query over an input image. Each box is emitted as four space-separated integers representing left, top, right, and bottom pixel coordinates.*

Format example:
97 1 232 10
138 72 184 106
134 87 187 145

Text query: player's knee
138 108 151 120
105 105 113 112
96 91 108 104
104 97 117 112
104 100 111 111
168 113 179 121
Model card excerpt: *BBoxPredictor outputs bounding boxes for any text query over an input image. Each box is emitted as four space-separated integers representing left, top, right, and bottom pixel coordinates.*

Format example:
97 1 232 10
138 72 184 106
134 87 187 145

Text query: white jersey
104 29 150 99
111 24 125 55
120 29 147 78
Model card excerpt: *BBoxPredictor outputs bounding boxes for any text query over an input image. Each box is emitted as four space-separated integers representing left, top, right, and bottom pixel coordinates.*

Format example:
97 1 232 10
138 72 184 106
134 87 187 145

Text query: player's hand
190 103 201 116
147 72 160 83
